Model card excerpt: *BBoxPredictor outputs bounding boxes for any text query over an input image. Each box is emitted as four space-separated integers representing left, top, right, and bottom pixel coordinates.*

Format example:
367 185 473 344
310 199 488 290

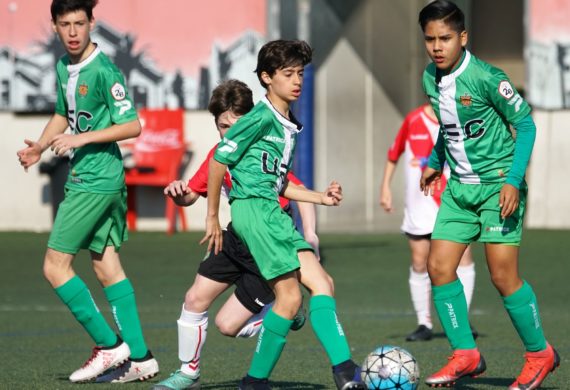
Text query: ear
460 30 468 47
89 17 96 32
51 19 57 33
261 71 272 86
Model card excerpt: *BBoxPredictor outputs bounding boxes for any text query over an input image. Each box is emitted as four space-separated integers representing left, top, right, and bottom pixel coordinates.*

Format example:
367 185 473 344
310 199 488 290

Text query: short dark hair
208 79 254 123
254 40 313 88
418 0 465 33
51 0 98 22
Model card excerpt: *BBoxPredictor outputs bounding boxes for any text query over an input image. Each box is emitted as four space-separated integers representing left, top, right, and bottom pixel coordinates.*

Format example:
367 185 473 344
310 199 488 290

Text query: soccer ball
360 345 420 390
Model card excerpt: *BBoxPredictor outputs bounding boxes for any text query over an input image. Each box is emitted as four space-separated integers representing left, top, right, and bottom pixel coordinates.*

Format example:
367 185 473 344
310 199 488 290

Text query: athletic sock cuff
54 275 86 304
432 279 464 301
179 305 208 325
103 278 134 301
309 294 336 313
503 280 532 309
264 309 293 337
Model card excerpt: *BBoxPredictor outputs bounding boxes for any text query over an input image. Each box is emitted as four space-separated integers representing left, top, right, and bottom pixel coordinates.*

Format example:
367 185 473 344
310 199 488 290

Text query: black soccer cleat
238 376 271 390
332 360 367 390
405 325 433 342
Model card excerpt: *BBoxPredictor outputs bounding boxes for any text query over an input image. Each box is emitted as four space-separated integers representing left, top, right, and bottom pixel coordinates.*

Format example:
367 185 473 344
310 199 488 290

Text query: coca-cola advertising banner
0 0 266 112
527 0 570 109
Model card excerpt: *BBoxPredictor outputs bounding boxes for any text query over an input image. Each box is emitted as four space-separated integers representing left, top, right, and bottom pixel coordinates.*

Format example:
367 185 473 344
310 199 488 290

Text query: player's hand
380 186 393 212
200 215 223 255
420 167 442 196
17 139 43 172
321 180 342 206
304 232 321 262
164 180 191 198
50 133 86 156
499 183 519 219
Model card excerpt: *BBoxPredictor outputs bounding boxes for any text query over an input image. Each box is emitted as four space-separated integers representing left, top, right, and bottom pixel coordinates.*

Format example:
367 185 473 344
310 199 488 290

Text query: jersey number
261 152 287 193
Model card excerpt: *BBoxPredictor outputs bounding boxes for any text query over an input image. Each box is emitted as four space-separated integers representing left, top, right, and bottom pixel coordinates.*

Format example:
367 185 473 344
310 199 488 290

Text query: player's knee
184 288 209 312
214 316 239 337
427 257 449 281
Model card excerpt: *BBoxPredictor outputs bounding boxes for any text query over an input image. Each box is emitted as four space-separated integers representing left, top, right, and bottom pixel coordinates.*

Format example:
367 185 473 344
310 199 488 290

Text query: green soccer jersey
423 50 531 184
214 97 302 202
55 46 137 193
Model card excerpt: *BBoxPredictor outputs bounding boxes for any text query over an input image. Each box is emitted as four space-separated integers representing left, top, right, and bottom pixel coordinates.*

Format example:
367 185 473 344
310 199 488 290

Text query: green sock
55 275 117 347
503 280 547 352
433 279 476 350
104 279 148 359
248 309 292 379
310 295 351 366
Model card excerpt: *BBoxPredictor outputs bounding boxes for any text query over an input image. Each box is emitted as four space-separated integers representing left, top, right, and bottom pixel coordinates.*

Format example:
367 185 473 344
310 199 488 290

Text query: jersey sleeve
483 70 531 124
187 147 217 196
286 171 304 186
54 61 67 116
214 110 268 166
387 115 410 162
98 68 138 125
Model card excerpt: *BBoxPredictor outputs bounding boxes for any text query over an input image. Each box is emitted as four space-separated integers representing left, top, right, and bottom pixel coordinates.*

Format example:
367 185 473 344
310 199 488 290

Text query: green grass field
0 230 568 389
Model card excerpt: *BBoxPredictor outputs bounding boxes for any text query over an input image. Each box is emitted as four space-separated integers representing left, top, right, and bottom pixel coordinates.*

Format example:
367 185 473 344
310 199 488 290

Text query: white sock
409 267 432 329
235 302 273 338
178 305 208 377
457 263 476 310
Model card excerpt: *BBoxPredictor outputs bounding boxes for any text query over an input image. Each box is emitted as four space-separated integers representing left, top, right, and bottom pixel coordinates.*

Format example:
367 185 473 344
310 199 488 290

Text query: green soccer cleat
152 370 200 390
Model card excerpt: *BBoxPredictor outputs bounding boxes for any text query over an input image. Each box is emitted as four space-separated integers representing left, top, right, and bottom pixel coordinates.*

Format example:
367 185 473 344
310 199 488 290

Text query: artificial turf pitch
0 230 567 389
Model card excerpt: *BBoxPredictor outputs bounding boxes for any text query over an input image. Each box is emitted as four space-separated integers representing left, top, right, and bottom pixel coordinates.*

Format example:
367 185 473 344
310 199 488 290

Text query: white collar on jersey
66 44 101 73
438 50 472 86
261 96 303 133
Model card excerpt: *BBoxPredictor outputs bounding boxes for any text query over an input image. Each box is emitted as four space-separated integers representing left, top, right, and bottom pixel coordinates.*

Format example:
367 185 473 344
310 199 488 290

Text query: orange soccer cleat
425 348 486 387
509 343 560 390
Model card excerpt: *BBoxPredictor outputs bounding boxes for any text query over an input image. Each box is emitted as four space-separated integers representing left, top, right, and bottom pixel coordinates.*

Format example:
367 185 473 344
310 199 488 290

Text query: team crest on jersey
111 82 126 101
78 83 88 97
498 80 515 100
460 93 472 107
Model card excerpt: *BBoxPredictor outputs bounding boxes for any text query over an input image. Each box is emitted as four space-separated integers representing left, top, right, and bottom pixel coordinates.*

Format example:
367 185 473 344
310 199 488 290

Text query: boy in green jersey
418 1 560 389
16 0 158 383
202 40 365 390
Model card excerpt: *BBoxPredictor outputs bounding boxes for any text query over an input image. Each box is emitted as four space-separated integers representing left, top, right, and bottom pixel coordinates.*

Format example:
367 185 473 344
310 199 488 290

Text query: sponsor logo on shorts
486 226 510 232
255 298 265 307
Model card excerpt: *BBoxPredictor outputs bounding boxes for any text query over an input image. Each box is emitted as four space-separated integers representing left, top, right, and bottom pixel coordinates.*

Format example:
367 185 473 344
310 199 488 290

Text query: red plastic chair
124 109 188 234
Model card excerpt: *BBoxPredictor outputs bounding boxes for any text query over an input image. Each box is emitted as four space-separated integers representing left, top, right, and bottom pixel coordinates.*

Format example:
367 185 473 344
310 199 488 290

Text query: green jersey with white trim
214 97 302 202
423 50 531 184
55 46 137 193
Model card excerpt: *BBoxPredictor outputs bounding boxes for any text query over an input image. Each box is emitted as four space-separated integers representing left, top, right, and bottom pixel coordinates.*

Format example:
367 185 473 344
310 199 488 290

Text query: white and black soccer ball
360 345 420 390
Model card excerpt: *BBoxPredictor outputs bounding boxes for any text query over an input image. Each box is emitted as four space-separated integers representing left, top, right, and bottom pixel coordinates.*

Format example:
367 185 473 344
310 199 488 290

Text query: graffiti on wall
527 0 570 109
0 0 266 112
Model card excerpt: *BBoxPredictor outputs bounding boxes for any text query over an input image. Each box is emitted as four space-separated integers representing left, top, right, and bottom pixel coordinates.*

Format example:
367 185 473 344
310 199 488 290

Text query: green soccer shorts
432 180 527 245
48 188 128 255
230 197 313 281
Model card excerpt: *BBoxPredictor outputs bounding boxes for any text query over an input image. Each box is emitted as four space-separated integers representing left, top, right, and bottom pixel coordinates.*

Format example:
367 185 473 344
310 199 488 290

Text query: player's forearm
381 160 397 189
427 132 445 170
283 182 323 204
297 200 318 236
206 158 227 217
38 114 69 151
506 115 536 189
80 119 141 145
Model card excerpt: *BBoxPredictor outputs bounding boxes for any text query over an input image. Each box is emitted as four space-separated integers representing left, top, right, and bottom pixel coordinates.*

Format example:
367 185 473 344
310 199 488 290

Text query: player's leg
216 292 266 337
46 190 125 382
485 244 559 389
92 246 159 383
425 181 485 387
296 250 364 390
239 271 301 388
406 235 433 341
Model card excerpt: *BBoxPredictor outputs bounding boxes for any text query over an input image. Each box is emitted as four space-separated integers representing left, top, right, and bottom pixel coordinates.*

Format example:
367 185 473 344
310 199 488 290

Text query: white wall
1 111 231 232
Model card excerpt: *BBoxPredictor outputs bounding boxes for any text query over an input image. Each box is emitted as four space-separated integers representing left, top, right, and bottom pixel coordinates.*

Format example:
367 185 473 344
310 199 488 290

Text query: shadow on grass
201 381 327 389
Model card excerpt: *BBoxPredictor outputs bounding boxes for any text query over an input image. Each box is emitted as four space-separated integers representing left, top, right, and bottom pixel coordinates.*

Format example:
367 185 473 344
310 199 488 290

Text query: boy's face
216 110 242 138
262 65 304 104
52 10 94 62
423 20 467 72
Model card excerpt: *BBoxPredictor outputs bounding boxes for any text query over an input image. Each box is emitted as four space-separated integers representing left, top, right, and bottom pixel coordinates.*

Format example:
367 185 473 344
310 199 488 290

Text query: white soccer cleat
69 341 130 382
96 355 160 383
